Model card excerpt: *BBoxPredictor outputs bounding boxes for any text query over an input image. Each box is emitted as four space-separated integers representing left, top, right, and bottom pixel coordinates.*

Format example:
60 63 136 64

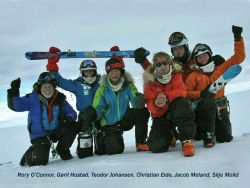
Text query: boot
203 132 215 148
57 148 73 160
182 140 195 157
136 141 149 151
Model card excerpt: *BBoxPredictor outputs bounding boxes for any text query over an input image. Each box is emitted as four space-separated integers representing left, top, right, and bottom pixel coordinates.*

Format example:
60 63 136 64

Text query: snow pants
147 97 196 153
215 97 233 142
20 122 78 166
94 107 150 155
194 97 233 143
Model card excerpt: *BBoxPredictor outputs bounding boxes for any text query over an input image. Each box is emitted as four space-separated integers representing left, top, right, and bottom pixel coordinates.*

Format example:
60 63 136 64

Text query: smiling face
40 83 55 99
82 70 95 77
155 56 170 75
108 69 122 85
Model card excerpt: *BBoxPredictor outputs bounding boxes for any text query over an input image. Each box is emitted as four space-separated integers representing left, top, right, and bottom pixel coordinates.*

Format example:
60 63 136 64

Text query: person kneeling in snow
80 55 150 155
7 72 78 166
186 25 245 147
143 52 196 156
46 46 101 159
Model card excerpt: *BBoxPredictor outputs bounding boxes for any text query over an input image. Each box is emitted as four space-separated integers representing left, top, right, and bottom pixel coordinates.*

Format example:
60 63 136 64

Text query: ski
25 50 150 60
209 64 242 93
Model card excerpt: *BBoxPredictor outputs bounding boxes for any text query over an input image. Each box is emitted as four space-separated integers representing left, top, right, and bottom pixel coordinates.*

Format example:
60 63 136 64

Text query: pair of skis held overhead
25 50 242 94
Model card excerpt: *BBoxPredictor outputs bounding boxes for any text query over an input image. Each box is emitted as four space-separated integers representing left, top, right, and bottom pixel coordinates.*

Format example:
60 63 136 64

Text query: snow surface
1 90 250 188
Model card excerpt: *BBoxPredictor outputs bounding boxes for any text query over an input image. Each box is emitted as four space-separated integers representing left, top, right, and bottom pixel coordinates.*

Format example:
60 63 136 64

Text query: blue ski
25 50 150 60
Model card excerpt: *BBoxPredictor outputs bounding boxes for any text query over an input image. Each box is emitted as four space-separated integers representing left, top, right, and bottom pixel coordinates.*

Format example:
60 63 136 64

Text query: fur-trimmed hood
143 62 183 83
99 72 134 87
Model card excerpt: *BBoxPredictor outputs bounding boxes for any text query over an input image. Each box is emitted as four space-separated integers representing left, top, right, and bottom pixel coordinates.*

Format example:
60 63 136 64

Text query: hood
143 62 183 83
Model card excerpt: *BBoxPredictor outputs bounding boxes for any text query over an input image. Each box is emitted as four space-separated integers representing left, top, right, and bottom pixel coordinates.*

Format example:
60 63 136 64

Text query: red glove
46 47 60 72
110 45 125 68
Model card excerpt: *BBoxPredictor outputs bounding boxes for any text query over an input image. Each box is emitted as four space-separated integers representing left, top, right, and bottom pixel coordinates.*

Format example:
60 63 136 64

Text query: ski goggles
169 33 188 48
193 44 212 57
38 75 56 84
80 60 96 72
155 61 170 67
81 60 96 68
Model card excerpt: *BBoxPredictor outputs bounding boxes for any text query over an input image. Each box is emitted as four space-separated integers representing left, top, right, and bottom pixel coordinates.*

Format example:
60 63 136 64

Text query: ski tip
25 52 32 60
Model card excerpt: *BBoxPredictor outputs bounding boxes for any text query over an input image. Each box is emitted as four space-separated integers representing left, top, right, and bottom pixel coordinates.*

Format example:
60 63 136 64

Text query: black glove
134 47 147 64
8 78 21 96
200 86 215 98
213 55 225 66
64 116 74 126
11 78 21 90
135 92 146 109
232 25 243 41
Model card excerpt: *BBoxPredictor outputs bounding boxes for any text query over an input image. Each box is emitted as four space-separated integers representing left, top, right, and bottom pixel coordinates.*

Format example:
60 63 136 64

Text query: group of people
7 25 245 166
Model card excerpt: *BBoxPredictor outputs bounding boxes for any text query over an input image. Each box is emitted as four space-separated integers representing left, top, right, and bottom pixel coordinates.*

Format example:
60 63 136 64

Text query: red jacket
143 64 187 118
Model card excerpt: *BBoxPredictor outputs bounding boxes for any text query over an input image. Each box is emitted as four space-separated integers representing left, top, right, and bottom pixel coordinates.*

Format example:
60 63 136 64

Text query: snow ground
0 90 250 188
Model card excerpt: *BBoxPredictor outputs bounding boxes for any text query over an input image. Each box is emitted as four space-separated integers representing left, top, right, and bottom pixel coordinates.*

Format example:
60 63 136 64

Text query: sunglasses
155 61 169 67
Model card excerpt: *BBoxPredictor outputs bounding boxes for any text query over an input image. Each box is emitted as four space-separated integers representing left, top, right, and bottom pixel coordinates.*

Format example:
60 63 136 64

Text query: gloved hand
200 86 215 98
11 78 21 90
213 55 225 66
232 25 243 41
134 47 147 64
135 92 146 109
64 116 74 126
46 46 60 71
9 78 21 96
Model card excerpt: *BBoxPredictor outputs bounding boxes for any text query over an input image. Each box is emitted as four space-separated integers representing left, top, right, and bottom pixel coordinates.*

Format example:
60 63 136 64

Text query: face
172 46 185 58
41 83 55 99
196 53 209 65
83 70 95 77
108 69 122 84
155 56 170 75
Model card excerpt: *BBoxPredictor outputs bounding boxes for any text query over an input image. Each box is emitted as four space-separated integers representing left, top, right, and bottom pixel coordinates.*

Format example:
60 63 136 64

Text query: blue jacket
8 90 77 140
52 72 100 112
93 72 138 126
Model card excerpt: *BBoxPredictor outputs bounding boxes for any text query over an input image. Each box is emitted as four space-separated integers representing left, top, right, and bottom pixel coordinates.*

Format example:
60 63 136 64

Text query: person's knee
26 144 50 166
148 142 169 153
104 131 124 155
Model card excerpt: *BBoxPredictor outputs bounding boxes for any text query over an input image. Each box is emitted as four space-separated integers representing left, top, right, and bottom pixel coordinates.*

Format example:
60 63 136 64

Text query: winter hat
168 32 189 49
110 45 125 67
168 32 189 63
37 72 57 88
110 46 120 51
192 43 213 65
79 59 97 76
105 57 125 74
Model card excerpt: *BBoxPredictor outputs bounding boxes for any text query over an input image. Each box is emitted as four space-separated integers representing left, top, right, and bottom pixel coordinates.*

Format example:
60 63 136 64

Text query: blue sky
1 0 250 103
